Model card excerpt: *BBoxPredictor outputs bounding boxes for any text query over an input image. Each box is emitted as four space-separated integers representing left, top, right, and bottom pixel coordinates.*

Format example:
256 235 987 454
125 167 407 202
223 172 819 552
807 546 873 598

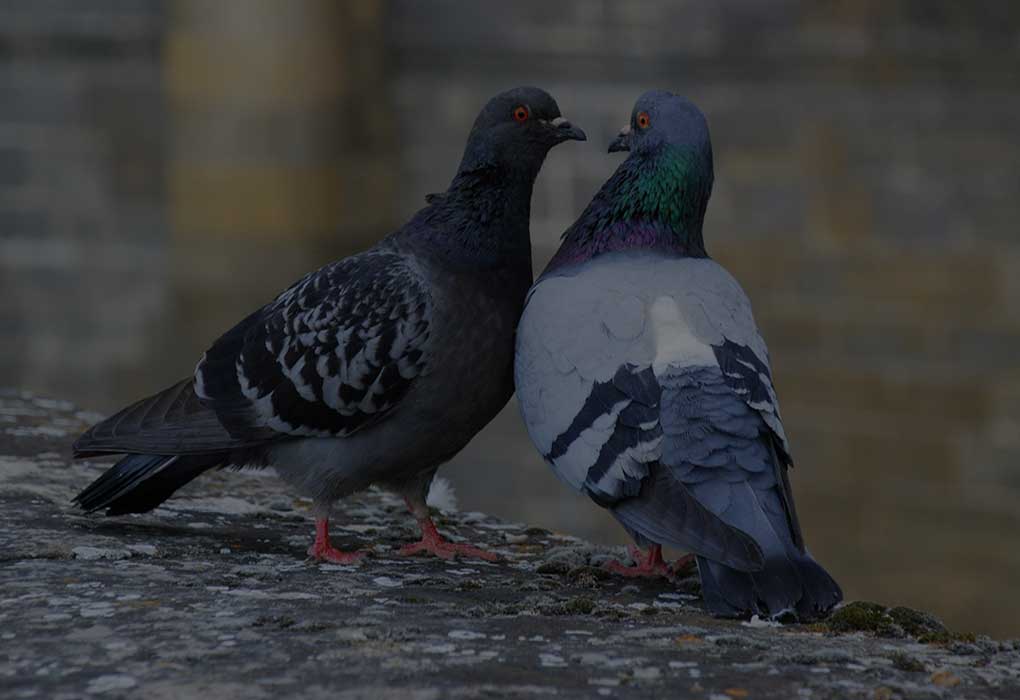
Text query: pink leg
605 545 695 579
397 516 499 562
307 517 366 564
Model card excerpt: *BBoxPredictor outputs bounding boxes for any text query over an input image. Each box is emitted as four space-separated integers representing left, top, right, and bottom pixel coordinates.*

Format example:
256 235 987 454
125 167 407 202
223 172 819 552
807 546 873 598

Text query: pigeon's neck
547 145 713 272
411 166 536 270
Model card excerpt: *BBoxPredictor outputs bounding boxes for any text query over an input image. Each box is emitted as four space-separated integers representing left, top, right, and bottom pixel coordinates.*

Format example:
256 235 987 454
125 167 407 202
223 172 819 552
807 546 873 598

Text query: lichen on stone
3 391 1019 699
889 651 926 672
828 601 899 636
887 605 946 637
826 601 977 646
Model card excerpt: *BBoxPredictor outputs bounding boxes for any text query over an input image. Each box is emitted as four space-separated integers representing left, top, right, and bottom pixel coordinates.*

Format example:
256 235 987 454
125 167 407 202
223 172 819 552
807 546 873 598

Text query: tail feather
74 453 222 515
646 365 841 619
698 550 842 620
611 464 764 573
73 379 267 457
687 479 842 620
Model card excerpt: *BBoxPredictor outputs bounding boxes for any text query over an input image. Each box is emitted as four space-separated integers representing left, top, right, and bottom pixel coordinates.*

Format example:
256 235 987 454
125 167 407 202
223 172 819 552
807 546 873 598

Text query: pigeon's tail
693 481 842 620
611 464 764 573
644 365 842 620
698 549 842 621
74 453 223 516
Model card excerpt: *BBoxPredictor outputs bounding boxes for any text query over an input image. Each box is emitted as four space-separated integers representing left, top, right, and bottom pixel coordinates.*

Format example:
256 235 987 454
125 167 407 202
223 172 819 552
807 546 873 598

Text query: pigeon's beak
608 125 631 153
550 116 587 142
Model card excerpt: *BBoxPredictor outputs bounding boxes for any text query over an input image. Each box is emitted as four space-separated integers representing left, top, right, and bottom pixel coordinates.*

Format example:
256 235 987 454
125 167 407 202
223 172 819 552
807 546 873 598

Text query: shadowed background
1 1 1018 636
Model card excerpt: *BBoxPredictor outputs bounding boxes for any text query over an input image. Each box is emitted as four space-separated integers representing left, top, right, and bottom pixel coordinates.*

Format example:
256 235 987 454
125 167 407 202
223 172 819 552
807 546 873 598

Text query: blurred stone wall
0 1 167 407
0 0 396 407
386 1 1020 637
164 0 396 365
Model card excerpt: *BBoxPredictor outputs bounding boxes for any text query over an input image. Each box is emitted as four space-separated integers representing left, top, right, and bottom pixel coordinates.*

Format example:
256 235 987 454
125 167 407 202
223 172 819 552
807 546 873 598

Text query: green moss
567 565 610 583
541 596 597 616
889 652 925 672
828 601 898 636
917 630 977 645
536 561 571 575
825 602 974 645
563 596 596 615
887 606 946 637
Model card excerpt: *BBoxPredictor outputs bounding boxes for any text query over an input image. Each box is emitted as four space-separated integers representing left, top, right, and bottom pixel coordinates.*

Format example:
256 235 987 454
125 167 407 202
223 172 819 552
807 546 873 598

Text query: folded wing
75 249 433 457
516 254 788 571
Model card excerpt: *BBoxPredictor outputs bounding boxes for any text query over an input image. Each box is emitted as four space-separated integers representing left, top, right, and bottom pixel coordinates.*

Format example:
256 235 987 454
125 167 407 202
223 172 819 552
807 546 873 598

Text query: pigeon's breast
404 259 530 440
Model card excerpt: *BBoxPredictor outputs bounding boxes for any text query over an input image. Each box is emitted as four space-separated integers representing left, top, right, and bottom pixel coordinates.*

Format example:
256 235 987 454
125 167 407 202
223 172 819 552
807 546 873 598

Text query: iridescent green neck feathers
548 145 713 271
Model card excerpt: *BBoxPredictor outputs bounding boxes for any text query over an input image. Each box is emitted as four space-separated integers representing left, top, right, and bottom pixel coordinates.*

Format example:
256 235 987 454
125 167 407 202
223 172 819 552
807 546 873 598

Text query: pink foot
605 545 694 579
397 518 499 562
307 517 366 564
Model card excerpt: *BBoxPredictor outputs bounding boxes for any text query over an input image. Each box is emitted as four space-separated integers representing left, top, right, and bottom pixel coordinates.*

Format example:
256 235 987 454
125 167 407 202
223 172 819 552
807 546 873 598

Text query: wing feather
77 249 433 457
73 379 267 456
515 252 796 568
196 249 432 440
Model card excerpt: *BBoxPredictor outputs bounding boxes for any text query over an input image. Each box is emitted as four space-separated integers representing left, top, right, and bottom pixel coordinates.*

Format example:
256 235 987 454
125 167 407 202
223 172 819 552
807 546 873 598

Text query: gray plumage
515 90 841 618
74 86 586 560
516 254 774 574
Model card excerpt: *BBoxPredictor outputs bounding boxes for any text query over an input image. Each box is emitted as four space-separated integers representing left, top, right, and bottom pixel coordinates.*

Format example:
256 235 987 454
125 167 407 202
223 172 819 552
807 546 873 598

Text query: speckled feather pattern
72 85 578 515
195 249 433 440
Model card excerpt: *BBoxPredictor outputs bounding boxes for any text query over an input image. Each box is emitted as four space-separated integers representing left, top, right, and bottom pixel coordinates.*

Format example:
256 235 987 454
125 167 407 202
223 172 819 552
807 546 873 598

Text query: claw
307 517 366 564
604 544 691 579
397 517 499 562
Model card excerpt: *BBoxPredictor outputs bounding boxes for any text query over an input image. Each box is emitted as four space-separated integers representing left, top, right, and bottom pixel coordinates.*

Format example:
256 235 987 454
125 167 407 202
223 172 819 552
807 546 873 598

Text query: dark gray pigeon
514 90 841 619
74 86 585 564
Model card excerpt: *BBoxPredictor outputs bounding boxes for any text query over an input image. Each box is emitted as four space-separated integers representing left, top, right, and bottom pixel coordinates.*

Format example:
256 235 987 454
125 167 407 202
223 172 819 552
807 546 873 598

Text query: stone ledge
1 389 1018 699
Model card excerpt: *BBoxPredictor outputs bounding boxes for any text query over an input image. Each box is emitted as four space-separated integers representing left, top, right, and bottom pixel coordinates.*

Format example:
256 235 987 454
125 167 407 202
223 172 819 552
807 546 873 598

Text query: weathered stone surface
2 390 1019 699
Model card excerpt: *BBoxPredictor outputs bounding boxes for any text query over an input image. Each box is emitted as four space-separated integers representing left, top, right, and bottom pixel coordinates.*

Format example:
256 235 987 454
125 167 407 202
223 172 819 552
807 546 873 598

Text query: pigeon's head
608 90 711 157
458 86 586 177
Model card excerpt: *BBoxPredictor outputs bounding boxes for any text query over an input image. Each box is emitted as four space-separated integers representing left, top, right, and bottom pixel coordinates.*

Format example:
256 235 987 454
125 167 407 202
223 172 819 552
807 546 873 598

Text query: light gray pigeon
74 86 586 564
514 90 842 619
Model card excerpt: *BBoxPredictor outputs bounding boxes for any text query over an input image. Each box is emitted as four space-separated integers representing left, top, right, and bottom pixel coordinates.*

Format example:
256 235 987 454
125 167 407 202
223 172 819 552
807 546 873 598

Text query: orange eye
513 105 529 122
636 111 651 129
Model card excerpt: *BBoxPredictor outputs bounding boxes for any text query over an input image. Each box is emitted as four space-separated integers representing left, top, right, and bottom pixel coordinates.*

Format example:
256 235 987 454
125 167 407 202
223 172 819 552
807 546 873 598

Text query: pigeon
73 86 586 564
514 90 842 619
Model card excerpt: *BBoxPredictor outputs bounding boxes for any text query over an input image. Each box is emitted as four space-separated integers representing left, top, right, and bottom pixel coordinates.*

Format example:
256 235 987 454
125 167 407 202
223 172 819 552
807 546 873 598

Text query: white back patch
648 295 717 373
